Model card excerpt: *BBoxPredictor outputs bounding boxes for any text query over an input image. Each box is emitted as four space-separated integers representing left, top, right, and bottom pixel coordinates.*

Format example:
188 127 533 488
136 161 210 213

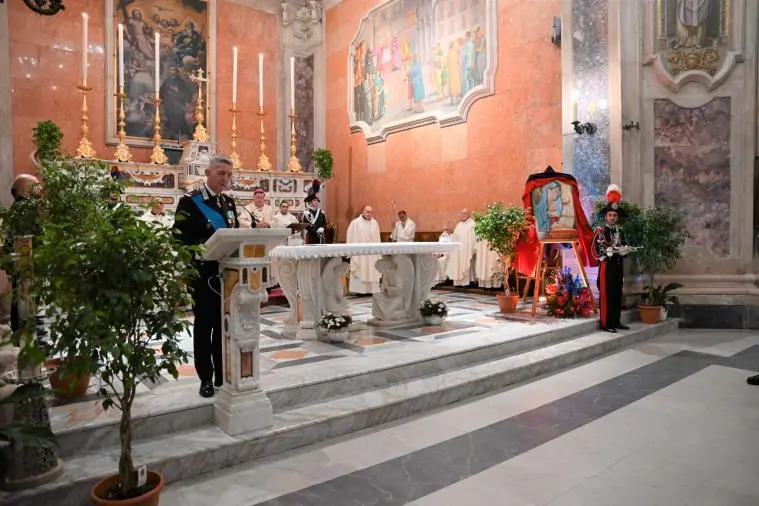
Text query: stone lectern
202 228 289 436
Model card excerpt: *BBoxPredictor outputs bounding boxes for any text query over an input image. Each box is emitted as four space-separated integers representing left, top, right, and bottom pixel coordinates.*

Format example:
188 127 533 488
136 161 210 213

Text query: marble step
54 311 638 458
0 319 677 506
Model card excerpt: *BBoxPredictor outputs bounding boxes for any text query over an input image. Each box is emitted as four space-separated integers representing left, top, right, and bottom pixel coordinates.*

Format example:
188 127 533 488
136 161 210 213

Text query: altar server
390 210 416 242
271 201 299 229
347 205 381 294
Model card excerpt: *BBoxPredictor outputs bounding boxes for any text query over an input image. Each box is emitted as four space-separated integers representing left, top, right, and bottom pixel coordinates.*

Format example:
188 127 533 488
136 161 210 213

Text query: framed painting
348 0 498 144
105 0 216 148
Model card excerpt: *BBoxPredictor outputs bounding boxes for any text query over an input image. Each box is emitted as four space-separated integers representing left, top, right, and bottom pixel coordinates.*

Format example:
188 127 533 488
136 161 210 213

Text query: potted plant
14 159 195 504
624 207 689 324
418 299 448 325
318 313 352 342
31 120 64 167
473 203 531 313
312 148 334 180
640 283 683 321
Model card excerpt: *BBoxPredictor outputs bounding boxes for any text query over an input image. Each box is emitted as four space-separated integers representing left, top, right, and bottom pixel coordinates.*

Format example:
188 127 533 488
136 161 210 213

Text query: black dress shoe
214 378 224 389
616 324 630 330
199 382 215 398
747 375 759 385
601 327 617 333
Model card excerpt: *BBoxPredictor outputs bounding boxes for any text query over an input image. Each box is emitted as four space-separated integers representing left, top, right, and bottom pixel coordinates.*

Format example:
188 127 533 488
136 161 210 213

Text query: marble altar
270 242 461 340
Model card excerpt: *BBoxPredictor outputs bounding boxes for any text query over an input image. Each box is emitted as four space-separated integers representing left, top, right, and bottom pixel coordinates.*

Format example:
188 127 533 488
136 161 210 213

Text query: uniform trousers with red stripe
597 256 624 329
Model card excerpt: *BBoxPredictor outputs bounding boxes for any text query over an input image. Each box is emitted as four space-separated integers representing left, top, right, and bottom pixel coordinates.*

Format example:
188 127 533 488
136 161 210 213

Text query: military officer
302 194 328 244
174 156 255 397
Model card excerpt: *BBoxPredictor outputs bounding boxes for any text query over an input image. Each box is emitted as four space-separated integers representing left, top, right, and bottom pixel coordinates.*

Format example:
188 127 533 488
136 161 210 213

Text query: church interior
0 0 758 504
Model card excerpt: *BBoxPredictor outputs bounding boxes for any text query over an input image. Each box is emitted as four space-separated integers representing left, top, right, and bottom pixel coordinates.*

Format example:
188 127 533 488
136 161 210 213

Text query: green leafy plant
473 203 530 294
7 159 196 500
312 148 334 180
638 282 683 307
32 120 64 165
625 207 689 306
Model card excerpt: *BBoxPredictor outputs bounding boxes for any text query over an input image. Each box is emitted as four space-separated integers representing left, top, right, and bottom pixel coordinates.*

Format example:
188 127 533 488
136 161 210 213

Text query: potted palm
624 207 689 324
474 203 531 313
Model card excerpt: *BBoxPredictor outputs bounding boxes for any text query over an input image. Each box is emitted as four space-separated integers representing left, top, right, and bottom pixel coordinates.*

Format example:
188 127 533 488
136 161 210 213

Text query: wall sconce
622 121 640 131
0 0 65 15
571 120 597 135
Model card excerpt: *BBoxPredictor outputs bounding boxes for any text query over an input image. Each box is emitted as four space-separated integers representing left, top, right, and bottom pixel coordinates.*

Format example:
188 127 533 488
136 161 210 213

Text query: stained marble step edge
54 310 637 458
0 319 676 506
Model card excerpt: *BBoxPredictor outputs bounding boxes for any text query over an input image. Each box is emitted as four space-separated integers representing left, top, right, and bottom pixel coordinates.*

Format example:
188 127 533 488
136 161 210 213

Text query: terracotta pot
46 357 92 399
638 305 661 325
90 470 164 506
497 294 519 313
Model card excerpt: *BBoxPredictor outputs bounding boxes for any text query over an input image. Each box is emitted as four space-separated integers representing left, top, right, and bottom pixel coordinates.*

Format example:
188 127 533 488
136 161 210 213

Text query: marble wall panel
653 97 731 257
294 54 315 172
571 0 611 217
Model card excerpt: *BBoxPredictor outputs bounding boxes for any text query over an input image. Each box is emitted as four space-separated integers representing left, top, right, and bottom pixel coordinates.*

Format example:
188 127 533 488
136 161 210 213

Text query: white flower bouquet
418 299 448 318
318 313 353 331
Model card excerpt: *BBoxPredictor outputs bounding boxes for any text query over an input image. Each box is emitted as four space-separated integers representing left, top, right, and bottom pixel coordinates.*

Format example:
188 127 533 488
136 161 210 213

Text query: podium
202 228 290 435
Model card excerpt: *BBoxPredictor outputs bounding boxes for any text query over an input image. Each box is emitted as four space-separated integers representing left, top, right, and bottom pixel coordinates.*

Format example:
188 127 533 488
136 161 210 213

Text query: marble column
0 3 13 209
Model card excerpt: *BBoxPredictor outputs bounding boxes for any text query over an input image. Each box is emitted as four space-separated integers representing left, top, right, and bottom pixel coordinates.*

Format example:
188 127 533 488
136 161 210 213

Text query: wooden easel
531 238 597 315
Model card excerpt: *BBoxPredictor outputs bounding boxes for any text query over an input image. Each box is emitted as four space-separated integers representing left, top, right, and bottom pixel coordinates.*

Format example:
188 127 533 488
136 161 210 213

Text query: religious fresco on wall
648 0 743 91
654 97 730 257
349 0 497 143
106 0 212 147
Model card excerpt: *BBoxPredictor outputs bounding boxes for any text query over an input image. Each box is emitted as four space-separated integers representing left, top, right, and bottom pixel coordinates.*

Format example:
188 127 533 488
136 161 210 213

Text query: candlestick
256 107 272 171
190 69 209 142
75 80 97 159
232 47 238 105
118 24 125 88
154 31 160 93
150 93 168 164
289 56 295 111
229 104 241 169
82 13 88 82
113 87 133 162
286 109 301 173
258 53 264 108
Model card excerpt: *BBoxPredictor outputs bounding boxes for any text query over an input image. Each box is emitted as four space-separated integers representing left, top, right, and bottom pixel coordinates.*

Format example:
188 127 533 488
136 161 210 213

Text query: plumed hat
598 184 627 218
304 193 320 203
305 178 321 202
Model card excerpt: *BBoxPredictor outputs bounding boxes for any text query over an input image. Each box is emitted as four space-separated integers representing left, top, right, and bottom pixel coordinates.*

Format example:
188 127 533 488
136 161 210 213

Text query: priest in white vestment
389 210 416 242
446 209 477 286
475 241 502 289
140 200 173 228
347 205 382 294
436 224 453 284
239 187 273 228
271 201 299 229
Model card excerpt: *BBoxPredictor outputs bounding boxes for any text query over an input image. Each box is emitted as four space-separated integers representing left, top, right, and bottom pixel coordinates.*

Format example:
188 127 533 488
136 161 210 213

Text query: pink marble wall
8 0 278 174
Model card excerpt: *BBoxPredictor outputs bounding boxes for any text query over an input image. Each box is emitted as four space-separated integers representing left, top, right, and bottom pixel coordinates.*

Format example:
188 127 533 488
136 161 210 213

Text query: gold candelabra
75 80 97 159
256 107 272 171
287 109 302 173
229 105 241 169
191 69 210 142
113 87 133 162
150 93 168 164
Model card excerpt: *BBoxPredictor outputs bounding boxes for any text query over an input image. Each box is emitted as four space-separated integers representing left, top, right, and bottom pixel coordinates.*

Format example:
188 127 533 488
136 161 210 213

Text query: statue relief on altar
321 258 351 314
371 256 414 322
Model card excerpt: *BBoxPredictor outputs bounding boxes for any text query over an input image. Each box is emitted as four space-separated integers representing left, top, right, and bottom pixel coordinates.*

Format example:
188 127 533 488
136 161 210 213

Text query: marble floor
158 329 759 506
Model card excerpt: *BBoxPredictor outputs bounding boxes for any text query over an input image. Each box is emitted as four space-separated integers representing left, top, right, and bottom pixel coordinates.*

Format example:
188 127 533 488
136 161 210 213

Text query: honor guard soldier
302 193 327 244
174 156 256 398
593 184 631 333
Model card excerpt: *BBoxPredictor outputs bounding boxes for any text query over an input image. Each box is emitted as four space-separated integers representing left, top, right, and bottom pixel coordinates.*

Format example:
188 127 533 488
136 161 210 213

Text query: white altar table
270 242 462 340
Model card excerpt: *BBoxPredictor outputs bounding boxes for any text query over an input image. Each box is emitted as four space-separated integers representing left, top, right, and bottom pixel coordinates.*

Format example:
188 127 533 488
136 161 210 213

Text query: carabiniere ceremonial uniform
593 194 630 334
174 184 254 397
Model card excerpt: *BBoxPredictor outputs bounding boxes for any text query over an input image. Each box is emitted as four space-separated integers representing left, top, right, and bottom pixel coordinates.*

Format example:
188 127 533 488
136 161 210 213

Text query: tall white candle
117 24 125 88
258 53 264 108
232 46 238 105
154 32 160 93
81 13 89 82
289 56 295 111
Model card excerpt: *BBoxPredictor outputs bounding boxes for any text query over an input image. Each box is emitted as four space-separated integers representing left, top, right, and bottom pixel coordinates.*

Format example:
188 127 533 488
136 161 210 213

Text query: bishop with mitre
347 205 382 294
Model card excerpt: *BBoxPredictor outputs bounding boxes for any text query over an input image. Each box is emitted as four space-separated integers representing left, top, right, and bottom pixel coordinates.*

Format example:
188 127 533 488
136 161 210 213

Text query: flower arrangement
545 267 594 318
418 299 449 318
319 313 352 332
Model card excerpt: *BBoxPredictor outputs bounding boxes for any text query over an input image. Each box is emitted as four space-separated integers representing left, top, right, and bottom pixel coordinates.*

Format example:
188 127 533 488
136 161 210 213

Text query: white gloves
317 227 324 234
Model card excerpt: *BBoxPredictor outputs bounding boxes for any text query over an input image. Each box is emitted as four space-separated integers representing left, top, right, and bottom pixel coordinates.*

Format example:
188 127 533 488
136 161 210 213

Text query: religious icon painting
529 178 578 242
106 0 215 148
348 0 498 143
